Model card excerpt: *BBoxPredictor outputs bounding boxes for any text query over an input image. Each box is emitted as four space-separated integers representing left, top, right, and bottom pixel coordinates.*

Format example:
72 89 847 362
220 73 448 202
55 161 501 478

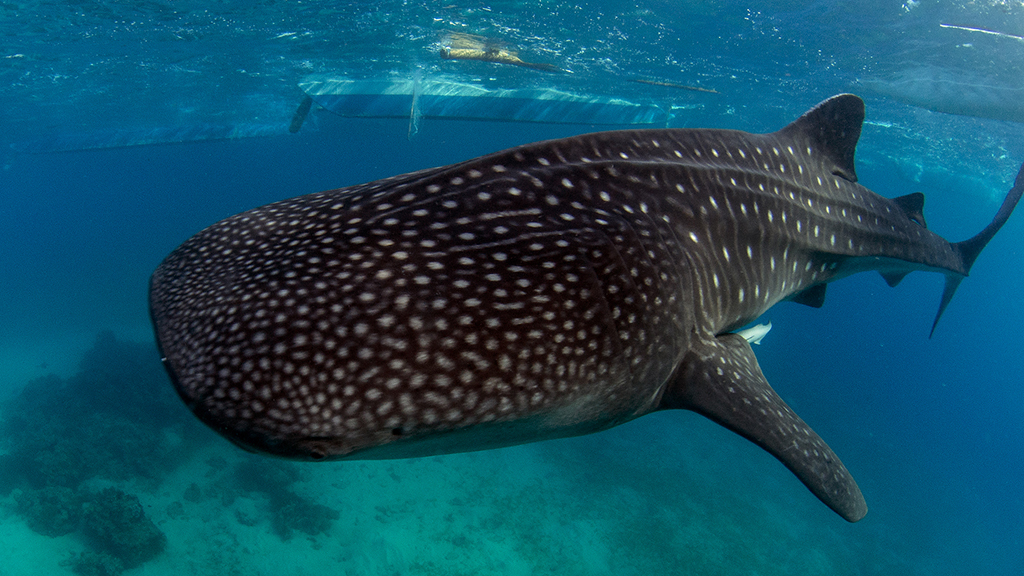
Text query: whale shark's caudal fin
931 164 1024 337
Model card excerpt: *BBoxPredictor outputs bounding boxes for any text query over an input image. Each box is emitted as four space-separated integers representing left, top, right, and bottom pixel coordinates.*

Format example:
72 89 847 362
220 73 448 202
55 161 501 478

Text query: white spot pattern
151 98 954 490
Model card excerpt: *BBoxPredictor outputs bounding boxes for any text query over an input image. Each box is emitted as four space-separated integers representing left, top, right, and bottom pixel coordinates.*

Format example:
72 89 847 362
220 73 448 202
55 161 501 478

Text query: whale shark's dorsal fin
777 94 864 183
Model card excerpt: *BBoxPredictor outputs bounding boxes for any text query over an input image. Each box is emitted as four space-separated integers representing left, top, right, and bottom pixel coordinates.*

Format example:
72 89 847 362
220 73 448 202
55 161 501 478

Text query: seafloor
0 332 927 576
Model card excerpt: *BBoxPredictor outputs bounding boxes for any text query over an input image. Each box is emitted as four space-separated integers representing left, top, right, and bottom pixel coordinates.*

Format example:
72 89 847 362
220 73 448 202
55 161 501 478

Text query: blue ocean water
2 1 1023 575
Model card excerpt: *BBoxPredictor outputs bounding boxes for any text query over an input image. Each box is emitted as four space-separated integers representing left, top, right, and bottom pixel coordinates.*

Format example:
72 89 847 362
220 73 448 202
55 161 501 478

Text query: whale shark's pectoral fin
661 334 867 522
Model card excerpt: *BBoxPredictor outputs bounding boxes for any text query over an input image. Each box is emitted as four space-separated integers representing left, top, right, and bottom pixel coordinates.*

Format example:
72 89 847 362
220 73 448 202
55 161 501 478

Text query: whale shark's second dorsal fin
777 94 864 183
891 192 927 227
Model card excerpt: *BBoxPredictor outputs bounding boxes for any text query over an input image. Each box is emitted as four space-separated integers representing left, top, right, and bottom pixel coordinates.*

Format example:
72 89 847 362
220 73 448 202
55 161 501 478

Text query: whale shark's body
150 95 1022 522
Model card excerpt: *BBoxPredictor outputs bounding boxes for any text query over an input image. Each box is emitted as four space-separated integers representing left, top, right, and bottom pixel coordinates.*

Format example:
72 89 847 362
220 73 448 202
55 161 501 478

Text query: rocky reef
0 333 190 574
0 331 205 490
79 488 167 570
0 330 341 575
0 327 344 569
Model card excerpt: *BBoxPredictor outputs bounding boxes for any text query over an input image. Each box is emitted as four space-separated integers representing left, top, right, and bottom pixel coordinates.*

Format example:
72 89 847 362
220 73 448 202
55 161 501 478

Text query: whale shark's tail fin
931 163 1024 337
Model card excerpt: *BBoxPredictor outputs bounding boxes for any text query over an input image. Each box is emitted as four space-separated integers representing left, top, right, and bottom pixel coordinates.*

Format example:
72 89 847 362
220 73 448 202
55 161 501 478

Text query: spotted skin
150 94 1022 522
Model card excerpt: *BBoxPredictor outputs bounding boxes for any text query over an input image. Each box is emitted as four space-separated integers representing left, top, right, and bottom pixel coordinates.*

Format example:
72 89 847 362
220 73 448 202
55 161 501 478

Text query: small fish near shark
150 94 1022 523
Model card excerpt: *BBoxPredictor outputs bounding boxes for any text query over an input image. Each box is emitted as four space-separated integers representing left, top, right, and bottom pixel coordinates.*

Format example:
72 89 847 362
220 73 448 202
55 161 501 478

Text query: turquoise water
2 2 1023 575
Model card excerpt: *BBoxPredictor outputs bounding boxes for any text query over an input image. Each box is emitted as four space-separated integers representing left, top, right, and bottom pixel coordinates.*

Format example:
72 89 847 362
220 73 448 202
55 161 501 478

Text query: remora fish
150 94 1022 522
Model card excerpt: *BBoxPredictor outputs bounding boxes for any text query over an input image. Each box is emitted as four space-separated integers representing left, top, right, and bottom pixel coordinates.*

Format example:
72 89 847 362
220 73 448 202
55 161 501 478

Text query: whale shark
150 94 1022 523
